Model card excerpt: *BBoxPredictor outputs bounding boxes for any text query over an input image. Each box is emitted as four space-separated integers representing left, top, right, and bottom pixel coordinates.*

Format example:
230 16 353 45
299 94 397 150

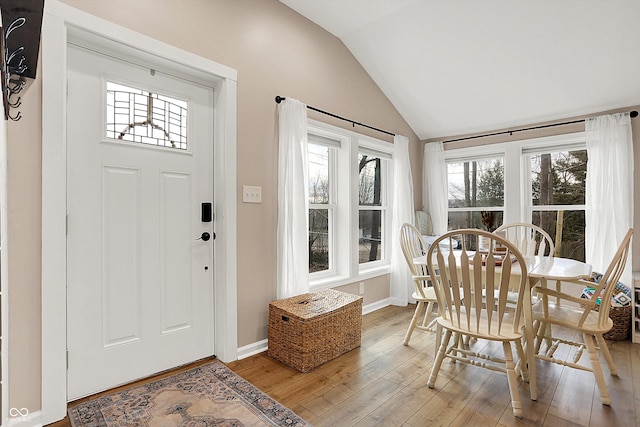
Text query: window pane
359 154 382 206
309 209 329 273
448 210 503 233
359 210 382 263
530 150 587 206
447 158 504 208
308 144 329 203
532 210 585 262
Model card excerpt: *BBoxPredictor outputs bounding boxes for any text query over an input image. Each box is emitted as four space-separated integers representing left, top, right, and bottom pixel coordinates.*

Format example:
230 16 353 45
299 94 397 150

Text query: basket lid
270 289 362 320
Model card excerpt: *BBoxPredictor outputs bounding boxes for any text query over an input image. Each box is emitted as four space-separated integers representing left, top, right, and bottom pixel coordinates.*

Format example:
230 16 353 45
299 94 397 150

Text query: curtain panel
423 141 448 235
585 112 634 286
276 98 309 299
390 135 415 305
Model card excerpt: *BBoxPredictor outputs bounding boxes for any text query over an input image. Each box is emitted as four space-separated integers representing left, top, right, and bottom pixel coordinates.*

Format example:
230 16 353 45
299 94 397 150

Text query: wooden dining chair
399 223 438 345
426 229 537 418
495 222 555 257
532 228 633 406
495 222 556 326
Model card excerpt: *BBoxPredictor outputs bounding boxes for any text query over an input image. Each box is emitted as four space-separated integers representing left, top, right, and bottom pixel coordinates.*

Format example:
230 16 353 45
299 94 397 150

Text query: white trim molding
6 410 43 427
41 1 237 424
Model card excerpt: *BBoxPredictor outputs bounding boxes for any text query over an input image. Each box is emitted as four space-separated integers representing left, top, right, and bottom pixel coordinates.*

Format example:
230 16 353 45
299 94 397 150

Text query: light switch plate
243 185 262 203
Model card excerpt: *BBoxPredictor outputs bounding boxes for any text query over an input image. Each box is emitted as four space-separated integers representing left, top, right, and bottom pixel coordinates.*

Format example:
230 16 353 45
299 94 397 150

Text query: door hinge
66 214 69 236
66 349 69 369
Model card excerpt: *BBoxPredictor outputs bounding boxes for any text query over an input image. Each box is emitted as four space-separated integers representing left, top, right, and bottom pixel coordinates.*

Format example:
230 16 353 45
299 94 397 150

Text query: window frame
445 152 506 232
443 132 587 238
307 133 339 278
307 120 394 290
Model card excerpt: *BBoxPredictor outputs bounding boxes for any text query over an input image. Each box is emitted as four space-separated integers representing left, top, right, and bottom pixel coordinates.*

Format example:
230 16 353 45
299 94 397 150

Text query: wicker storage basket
581 273 632 341
268 289 362 372
595 304 631 341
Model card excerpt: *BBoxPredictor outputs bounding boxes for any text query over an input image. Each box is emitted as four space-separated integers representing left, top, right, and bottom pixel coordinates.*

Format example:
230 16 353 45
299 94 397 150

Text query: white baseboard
235 299 392 361
362 297 392 315
236 339 268 360
6 410 42 427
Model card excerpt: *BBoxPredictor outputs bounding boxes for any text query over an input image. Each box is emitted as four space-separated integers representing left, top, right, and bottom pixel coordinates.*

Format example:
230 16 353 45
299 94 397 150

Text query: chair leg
428 329 452 388
533 320 547 355
595 333 618 376
584 332 611 405
503 342 523 418
421 301 436 330
403 301 424 346
518 333 537 401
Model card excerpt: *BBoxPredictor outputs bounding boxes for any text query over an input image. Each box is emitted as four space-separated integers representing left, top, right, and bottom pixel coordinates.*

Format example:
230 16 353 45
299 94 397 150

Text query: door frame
41 1 238 424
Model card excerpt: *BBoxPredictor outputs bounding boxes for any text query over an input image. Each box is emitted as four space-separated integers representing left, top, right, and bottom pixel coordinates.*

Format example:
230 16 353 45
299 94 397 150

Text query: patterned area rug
68 360 310 427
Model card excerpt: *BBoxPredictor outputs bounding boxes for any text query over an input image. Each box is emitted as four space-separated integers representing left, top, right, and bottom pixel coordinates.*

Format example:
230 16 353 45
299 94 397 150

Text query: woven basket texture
581 272 632 341
594 304 631 340
268 289 362 372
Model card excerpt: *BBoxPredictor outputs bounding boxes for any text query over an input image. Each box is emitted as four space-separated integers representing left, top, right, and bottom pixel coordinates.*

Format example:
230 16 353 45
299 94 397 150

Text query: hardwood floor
228 304 640 427
48 304 639 426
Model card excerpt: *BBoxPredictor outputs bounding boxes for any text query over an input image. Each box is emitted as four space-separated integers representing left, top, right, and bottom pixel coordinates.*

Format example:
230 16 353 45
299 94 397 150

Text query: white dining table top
413 251 592 282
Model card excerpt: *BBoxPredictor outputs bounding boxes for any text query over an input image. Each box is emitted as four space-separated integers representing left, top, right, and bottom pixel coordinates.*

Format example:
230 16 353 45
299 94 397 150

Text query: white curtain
585 112 634 286
423 141 448 235
390 135 415 306
276 98 309 299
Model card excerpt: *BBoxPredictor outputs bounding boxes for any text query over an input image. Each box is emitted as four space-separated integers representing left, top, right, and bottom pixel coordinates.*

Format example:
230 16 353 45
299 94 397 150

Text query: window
307 121 393 287
525 147 588 261
358 151 389 264
308 140 334 273
446 156 504 249
444 133 587 261
106 81 188 150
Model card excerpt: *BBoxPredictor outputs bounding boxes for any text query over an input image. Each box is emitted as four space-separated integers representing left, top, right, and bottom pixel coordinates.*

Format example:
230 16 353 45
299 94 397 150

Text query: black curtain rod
275 96 395 137
441 110 638 144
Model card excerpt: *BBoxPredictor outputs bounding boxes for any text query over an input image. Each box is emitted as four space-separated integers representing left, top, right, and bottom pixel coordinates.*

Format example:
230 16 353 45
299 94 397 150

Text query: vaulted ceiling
279 0 640 140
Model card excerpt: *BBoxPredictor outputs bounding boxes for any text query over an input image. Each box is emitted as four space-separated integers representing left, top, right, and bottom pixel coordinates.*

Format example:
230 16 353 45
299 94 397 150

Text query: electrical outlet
243 185 262 203
359 282 365 295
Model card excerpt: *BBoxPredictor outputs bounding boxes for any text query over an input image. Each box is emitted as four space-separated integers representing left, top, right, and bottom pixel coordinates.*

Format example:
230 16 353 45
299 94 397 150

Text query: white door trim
41 1 237 424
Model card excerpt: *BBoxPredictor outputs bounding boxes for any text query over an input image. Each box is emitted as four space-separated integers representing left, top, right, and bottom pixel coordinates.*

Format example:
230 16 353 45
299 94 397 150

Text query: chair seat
435 310 523 342
412 286 437 301
532 301 613 333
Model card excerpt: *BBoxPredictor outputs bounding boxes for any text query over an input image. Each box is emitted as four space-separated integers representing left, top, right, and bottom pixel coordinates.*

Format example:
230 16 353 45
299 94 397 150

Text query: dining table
412 250 592 401
413 252 592 284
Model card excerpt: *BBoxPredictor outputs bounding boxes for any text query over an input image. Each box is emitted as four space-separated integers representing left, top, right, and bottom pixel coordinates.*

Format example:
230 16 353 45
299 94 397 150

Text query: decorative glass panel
106 81 188 150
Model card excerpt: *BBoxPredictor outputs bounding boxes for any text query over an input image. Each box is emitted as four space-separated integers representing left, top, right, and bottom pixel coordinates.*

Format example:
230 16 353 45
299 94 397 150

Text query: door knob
199 232 211 241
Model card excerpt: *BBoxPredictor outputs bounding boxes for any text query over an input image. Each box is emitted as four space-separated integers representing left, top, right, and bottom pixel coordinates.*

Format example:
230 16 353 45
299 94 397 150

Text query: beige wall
425 105 640 271
7 76 43 410
8 0 421 410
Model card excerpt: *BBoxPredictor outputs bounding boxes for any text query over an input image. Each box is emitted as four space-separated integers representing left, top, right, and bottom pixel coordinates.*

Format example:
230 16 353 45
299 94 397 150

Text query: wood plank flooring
47 304 639 427
228 304 640 427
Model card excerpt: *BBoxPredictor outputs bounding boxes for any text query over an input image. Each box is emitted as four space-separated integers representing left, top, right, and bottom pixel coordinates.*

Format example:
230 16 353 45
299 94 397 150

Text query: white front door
66 44 215 400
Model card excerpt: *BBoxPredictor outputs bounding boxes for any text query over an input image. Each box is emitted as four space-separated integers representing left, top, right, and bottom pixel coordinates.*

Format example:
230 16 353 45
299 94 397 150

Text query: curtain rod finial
630 110 638 118
275 96 285 104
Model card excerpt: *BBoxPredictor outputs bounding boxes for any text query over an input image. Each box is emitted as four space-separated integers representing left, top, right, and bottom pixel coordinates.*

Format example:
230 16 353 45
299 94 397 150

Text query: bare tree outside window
308 144 330 273
359 154 384 263
447 158 504 249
